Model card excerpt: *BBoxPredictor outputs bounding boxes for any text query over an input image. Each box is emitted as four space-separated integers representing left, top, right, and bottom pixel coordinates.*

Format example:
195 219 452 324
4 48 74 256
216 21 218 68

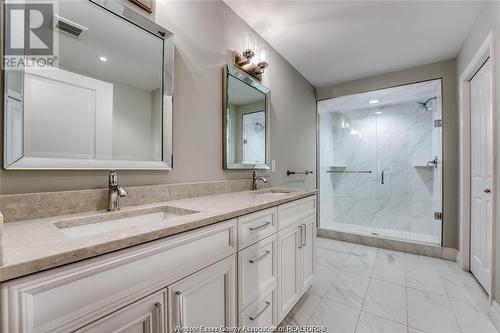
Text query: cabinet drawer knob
249 250 271 264
249 301 271 321
249 221 271 232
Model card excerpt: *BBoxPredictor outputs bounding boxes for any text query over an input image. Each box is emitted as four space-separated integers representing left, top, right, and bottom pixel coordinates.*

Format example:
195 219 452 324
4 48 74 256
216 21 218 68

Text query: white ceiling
318 79 441 113
224 1 485 87
58 0 163 91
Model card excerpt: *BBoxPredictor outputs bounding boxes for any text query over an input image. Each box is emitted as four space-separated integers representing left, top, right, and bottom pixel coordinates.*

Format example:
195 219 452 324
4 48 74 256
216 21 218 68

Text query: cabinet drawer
278 196 316 230
239 289 276 330
238 207 277 249
238 234 277 311
1 219 237 333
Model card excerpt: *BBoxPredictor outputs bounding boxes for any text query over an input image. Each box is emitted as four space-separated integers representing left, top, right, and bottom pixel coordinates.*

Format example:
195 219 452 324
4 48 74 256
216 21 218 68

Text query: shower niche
318 79 442 244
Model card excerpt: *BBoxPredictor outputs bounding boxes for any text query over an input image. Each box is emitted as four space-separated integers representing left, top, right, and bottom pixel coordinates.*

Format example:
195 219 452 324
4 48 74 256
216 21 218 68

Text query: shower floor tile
323 221 441 244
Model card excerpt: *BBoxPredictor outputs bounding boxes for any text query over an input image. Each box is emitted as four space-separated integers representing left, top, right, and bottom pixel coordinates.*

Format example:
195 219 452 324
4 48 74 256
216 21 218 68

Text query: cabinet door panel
76 289 166 333
301 217 315 291
168 256 236 330
277 225 301 321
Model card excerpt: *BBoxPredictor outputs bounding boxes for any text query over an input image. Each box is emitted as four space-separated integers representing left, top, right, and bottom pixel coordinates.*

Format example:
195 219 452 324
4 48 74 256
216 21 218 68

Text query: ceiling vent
54 15 88 38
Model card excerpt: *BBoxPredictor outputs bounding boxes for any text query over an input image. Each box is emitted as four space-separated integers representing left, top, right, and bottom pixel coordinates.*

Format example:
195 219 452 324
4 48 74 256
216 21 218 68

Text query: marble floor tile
355 312 407 333
350 243 379 257
310 264 339 297
329 239 354 254
324 270 370 310
372 250 406 285
363 279 407 324
440 269 479 303
307 299 360 333
317 237 334 249
289 292 322 324
408 329 428 333
342 250 377 277
317 248 350 270
303 239 498 333
406 263 447 295
316 247 327 259
450 297 498 333
407 288 461 333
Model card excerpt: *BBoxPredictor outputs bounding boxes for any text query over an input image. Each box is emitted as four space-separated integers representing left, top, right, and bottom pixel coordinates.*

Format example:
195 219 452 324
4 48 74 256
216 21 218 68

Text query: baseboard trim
317 228 458 261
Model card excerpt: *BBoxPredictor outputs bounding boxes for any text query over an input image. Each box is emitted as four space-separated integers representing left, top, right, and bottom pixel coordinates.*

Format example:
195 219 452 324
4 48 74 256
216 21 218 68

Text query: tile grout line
404 251 410 333
353 247 379 333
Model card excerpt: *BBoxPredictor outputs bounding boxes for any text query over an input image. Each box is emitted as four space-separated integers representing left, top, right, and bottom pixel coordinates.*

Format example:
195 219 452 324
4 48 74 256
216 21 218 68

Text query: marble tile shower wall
321 101 436 236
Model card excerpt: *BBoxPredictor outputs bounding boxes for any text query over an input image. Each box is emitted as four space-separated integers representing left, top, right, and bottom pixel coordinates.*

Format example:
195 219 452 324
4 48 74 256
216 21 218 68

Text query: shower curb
317 227 458 261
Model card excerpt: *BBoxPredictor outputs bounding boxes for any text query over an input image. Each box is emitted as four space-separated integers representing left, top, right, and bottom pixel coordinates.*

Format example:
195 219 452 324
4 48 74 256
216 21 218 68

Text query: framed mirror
3 0 174 170
223 65 270 170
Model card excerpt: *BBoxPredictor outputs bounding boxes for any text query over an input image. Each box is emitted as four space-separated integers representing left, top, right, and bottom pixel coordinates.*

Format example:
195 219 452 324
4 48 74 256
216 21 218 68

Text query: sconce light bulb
259 49 267 62
257 61 269 69
242 49 255 60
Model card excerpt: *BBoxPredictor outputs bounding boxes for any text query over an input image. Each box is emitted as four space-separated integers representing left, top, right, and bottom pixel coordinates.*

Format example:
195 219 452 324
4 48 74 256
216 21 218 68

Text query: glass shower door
318 79 442 245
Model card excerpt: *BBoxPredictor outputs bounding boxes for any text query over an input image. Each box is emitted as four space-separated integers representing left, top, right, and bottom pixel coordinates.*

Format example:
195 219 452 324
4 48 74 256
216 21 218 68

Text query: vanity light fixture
369 99 380 104
99 56 108 62
233 47 269 81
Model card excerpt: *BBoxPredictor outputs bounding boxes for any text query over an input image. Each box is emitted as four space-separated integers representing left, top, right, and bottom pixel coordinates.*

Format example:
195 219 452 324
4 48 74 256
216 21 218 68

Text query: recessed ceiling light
369 99 380 104
374 111 383 115
98 56 108 62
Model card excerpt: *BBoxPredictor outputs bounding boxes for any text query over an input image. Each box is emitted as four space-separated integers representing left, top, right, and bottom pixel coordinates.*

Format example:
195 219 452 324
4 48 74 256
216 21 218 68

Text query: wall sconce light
233 46 269 81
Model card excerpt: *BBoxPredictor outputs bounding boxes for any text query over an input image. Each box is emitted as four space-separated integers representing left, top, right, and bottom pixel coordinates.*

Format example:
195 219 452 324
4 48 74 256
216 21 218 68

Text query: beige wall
0 1 317 194
316 59 459 249
456 1 500 301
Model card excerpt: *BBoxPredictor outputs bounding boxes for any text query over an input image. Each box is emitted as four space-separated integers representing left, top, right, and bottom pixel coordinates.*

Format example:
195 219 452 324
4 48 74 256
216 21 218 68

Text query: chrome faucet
252 170 267 191
107 170 128 212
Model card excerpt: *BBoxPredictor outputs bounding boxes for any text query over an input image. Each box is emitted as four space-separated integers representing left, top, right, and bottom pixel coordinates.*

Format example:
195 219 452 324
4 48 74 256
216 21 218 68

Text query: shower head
417 97 437 111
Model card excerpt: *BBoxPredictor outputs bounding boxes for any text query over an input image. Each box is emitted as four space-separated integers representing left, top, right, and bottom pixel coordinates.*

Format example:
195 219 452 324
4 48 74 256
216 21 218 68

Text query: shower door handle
381 170 384 185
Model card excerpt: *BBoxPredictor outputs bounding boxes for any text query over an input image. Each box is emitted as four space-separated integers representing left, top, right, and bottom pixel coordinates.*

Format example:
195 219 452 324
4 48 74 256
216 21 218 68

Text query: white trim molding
459 31 496 300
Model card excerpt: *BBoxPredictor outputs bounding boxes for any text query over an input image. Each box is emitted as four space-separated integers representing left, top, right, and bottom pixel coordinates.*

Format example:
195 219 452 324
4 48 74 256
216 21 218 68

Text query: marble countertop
0 188 316 282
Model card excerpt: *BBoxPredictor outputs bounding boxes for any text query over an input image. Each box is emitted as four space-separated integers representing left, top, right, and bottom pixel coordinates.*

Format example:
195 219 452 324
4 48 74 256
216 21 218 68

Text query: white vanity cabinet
75 289 166 333
237 196 316 327
1 220 237 333
277 221 302 320
277 200 316 322
1 195 316 333
168 255 236 330
300 216 315 292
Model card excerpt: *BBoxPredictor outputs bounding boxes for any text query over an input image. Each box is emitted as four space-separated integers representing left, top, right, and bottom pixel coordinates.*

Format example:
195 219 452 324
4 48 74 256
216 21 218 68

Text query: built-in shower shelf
329 165 347 169
413 165 434 168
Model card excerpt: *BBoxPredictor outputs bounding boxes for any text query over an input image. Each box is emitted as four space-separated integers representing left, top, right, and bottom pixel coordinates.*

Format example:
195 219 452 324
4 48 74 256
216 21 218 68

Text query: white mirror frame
2 0 174 170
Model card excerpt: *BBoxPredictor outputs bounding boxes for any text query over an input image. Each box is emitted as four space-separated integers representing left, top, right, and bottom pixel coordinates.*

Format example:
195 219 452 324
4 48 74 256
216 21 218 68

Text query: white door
300 217 315 291
23 67 113 160
168 255 237 330
277 224 301 321
76 289 166 333
470 57 493 293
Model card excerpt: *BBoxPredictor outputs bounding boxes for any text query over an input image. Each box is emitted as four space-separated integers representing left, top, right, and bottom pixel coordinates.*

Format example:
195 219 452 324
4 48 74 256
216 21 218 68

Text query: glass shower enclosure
317 79 443 244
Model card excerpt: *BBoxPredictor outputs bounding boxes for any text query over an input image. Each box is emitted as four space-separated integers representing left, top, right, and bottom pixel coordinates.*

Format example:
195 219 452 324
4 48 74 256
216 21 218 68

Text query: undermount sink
254 188 297 197
54 206 198 237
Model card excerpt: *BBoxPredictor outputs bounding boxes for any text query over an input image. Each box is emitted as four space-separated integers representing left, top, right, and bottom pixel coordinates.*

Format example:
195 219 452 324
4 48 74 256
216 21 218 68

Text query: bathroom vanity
0 188 316 332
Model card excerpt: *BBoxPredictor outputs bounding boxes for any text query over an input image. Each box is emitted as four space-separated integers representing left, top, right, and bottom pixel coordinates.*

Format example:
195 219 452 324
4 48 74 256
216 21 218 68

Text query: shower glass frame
315 78 444 246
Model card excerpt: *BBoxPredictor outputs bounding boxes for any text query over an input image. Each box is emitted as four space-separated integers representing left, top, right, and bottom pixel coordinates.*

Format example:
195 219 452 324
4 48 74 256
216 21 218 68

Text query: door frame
459 31 496 299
